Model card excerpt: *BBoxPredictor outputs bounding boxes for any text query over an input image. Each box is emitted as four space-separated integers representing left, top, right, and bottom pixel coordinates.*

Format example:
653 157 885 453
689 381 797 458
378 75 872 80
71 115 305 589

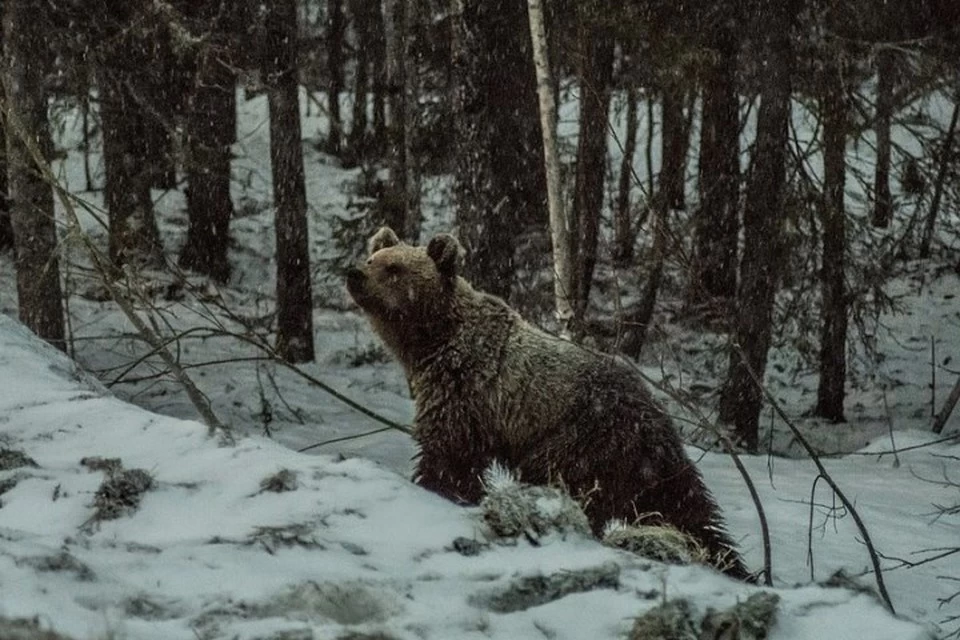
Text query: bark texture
570 19 614 330
98 46 164 268
612 82 639 267
527 0 572 325
718 10 795 451
689 29 740 304
349 0 372 153
327 0 346 153
452 0 545 300
4 0 65 350
265 0 315 362
180 45 236 283
0 85 11 250
872 47 894 228
814 57 848 423
620 78 686 359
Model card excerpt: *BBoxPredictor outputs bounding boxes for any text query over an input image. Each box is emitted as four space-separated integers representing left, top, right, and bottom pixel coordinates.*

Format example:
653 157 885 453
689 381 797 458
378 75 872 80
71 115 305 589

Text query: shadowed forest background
0 0 960 635
1 2 960 460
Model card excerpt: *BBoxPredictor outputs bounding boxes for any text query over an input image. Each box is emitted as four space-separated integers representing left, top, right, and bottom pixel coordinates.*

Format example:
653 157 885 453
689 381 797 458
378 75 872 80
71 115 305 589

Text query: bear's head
346 227 464 333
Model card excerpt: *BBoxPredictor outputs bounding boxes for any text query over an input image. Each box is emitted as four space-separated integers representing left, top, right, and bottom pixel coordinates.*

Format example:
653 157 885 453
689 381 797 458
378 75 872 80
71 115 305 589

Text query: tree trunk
527 0 572 326
349 0 371 155
401 0 421 240
327 0 346 153
452 0 545 300
142 28 180 190
265 0 316 363
689 31 739 304
718 13 795 452
872 47 894 228
620 78 686 359
98 64 164 268
814 58 848 423
932 373 960 434
370 0 387 152
612 81 639 267
0 83 11 251
4 0 65 350
662 80 688 211
570 21 614 332
645 95 655 204
918 98 960 259
180 51 236 283
81 73 95 193
382 0 407 234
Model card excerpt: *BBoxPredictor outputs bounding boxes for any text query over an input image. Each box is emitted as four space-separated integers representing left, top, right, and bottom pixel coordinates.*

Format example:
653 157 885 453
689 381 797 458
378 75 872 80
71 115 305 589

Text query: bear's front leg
413 443 490 506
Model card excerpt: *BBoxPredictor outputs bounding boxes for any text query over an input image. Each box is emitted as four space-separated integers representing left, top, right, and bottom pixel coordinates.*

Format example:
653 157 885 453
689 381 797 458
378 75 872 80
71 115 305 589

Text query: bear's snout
345 267 367 297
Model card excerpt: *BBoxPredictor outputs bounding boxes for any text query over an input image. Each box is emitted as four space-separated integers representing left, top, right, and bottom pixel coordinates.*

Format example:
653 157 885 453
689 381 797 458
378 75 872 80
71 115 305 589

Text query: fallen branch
933 373 960 435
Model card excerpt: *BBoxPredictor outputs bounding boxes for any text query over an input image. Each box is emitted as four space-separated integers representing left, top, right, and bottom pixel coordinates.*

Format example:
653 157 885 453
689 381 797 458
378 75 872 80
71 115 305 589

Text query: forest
1 0 960 637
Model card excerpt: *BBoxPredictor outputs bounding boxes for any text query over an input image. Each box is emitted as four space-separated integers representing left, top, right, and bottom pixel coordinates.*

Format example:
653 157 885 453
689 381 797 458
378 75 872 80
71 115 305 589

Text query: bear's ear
427 233 464 279
367 227 401 255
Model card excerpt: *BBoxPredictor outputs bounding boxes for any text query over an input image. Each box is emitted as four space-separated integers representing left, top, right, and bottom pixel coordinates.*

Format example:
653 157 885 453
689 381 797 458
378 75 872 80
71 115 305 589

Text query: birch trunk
527 0 572 327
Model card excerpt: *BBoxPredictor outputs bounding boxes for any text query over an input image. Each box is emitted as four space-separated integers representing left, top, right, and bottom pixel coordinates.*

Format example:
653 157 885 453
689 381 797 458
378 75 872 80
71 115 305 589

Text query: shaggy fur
346 227 747 578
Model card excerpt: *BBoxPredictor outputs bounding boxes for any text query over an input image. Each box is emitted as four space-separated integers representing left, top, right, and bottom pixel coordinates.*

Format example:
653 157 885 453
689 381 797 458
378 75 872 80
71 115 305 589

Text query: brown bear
346 227 748 578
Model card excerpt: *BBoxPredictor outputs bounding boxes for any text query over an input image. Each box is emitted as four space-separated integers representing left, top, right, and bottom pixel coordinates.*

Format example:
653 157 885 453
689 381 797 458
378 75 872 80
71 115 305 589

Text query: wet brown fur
346 227 748 578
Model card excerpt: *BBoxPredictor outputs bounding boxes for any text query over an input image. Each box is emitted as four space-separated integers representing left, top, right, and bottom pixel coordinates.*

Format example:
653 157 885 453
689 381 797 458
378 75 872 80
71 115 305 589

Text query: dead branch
737 354 896 614
933 373 960 435
627 362 774 586
1 90 232 444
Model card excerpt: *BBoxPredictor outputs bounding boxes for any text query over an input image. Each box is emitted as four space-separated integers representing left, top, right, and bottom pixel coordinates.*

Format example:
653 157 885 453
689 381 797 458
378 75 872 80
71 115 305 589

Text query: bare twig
807 474 823 582
298 426 400 452
881 389 901 467
627 362 774 586
737 355 896 613
2 90 232 444
932 336 937 421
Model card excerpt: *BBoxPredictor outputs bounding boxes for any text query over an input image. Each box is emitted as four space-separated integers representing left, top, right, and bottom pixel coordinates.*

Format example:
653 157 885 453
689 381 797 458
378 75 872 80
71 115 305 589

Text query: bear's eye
384 263 403 276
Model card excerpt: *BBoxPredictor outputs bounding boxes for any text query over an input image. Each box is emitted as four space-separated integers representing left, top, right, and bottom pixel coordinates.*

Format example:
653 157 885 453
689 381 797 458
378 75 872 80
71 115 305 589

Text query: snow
0 313 938 639
0 85 957 637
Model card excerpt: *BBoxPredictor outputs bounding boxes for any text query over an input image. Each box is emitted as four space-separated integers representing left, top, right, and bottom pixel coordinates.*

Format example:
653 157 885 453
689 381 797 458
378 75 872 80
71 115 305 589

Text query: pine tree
814 52 849 423
180 30 237 283
719 5 797 451
326 0 346 153
871 47 894 228
620 76 686 358
452 0 545 300
689 22 740 304
265 0 316 362
3 0 65 349
570 4 614 331
96 9 164 268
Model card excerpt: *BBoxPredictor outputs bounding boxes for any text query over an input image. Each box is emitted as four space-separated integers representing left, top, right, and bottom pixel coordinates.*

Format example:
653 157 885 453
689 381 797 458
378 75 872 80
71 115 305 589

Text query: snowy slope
0 315 936 640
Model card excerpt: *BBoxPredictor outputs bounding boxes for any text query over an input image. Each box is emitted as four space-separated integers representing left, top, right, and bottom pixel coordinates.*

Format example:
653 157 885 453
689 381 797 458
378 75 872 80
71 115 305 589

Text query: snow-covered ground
0 86 957 637
0 309 940 640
